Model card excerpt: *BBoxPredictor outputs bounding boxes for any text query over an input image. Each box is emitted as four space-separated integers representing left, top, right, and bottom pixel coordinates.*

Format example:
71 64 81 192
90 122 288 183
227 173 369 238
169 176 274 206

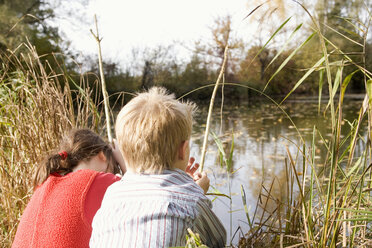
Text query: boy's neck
172 163 186 171
172 159 187 172
126 162 186 174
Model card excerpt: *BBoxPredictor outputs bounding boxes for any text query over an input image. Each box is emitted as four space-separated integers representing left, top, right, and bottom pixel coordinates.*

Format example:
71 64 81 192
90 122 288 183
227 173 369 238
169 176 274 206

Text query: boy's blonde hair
115 87 195 173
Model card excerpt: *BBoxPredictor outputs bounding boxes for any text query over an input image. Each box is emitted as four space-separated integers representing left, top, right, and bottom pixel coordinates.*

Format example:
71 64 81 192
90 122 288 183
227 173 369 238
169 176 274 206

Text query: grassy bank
0 44 107 247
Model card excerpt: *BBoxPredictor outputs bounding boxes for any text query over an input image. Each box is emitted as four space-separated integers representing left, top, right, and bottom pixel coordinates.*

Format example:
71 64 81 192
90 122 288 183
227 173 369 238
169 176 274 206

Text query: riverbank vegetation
1 0 372 247
221 1 372 246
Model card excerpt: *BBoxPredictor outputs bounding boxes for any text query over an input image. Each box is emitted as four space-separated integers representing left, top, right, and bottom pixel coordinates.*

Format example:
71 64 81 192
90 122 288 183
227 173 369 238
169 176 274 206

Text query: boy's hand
111 139 127 174
185 157 199 177
185 157 209 194
194 172 210 194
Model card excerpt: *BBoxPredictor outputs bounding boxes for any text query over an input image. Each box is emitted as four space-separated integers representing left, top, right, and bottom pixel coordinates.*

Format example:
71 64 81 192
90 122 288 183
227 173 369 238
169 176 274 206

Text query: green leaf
68 75 100 121
336 208 372 215
367 80 372 105
280 55 326 104
264 31 316 92
265 23 303 71
332 66 342 98
208 185 230 199
227 132 234 172
324 23 363 47
339 16 365 35
249 17 292 72
211 131 227 164
206 192 231 199
337 218 372 222
241 185 253 229
318 69 324 114
219 150 224 168
341 70 359 101
0 120 11 126
346 156 363 178
230 167 242 175
325 66 342 111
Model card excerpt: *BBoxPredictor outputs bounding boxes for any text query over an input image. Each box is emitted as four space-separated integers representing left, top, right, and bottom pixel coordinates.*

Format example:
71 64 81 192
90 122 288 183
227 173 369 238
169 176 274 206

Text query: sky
52 0 255 64
52 0 303 66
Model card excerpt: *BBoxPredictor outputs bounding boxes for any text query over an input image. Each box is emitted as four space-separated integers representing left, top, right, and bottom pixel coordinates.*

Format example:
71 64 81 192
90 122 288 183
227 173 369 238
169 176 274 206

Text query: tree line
1 0 371 101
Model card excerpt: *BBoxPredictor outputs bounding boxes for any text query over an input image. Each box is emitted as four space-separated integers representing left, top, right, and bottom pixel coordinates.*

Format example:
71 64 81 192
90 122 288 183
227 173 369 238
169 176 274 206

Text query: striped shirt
90 169 226 248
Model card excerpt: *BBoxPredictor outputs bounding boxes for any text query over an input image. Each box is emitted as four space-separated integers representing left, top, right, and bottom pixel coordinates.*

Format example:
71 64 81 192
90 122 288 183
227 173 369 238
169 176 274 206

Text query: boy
90 87 226 247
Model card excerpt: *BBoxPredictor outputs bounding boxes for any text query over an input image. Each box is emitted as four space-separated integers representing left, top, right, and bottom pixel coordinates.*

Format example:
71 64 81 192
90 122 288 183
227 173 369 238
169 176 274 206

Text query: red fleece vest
12 170 100 248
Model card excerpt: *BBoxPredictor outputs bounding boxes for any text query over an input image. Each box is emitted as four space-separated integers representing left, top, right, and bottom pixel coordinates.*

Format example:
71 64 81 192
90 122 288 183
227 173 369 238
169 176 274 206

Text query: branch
90 14 113 143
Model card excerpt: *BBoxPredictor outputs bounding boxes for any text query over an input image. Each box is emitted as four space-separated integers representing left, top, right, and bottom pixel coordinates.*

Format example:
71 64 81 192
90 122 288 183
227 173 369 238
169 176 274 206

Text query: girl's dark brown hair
33 129 119 187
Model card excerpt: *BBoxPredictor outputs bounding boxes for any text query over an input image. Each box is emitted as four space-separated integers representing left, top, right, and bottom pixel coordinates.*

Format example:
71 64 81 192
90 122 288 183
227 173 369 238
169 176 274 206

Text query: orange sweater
12 170 118 248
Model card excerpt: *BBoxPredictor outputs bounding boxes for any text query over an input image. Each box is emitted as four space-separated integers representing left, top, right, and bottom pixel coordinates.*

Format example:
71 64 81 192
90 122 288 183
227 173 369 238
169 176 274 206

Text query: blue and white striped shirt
90 169 226 248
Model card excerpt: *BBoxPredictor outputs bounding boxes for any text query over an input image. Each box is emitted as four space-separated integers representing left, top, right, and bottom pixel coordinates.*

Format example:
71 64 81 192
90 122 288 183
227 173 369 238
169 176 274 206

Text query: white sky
53 0 303 66
54 0 249 62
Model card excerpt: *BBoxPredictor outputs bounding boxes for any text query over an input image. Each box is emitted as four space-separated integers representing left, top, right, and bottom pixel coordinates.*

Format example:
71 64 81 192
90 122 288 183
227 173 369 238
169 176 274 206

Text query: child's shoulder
104 169 206 200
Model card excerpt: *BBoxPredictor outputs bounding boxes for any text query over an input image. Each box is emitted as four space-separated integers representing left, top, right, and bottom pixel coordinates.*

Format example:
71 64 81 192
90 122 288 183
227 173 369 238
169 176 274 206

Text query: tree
194 15 244 82
141 61 154 90
0 0 60 52
314 0 372 92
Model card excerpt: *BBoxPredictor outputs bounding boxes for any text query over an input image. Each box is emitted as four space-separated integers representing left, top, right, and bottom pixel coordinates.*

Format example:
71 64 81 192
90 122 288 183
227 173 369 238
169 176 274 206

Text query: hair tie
58 151 68 160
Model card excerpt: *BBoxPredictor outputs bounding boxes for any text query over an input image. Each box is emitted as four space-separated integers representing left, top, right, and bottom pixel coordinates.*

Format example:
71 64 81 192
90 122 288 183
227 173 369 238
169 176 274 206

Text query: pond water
189 96 366 245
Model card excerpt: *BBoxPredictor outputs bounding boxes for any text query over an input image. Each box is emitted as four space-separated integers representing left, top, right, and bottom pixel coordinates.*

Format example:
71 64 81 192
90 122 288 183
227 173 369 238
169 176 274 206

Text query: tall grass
0 43 105 246
221 2 371 247
189 1 372 247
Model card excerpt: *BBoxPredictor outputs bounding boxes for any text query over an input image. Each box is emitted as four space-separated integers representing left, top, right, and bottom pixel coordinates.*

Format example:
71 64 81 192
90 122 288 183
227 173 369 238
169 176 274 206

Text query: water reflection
189 98 366 244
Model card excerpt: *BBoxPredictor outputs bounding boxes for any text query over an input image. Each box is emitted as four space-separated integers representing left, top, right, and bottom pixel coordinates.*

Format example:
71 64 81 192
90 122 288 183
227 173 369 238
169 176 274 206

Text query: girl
12 128 126 248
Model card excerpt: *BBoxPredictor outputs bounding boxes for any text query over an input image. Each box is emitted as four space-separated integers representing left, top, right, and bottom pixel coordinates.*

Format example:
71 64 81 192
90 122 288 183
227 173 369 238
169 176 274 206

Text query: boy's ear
178 140 189 160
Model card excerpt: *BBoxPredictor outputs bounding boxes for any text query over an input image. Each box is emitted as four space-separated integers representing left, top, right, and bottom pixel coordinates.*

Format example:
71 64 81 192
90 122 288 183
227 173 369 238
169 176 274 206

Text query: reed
91 14 113 143
199 46 229 171
235 2 372 246
189 1 372 246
